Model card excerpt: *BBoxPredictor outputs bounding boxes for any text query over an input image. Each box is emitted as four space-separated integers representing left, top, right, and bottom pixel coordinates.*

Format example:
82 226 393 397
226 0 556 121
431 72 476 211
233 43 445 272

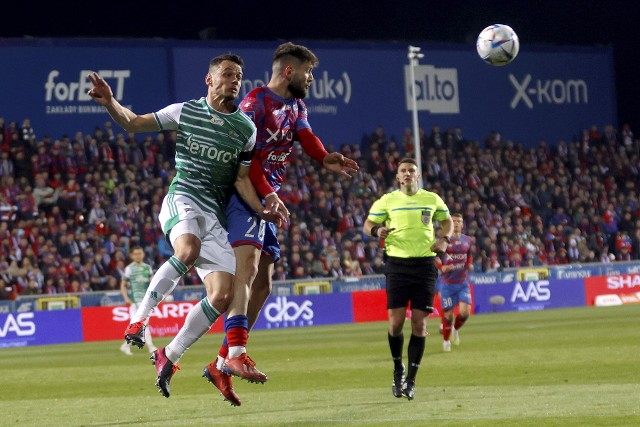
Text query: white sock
216 355 225 370
131 256 190 323
144 324 155 349
228 346 247 359
165 298 220 362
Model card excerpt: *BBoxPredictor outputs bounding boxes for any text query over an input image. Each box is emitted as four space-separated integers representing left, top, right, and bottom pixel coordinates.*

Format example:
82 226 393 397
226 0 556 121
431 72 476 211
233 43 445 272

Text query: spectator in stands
0 194 17 222
3 113 640 304
88 202 107 228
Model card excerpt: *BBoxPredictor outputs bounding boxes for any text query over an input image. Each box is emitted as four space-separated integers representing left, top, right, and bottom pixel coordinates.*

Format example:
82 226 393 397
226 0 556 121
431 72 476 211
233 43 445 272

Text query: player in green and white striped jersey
119 247 156 356
88 53 287 402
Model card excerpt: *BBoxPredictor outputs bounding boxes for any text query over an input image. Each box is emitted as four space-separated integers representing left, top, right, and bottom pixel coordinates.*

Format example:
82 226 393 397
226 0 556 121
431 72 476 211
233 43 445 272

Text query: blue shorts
439 283 472 311
225 193 281 262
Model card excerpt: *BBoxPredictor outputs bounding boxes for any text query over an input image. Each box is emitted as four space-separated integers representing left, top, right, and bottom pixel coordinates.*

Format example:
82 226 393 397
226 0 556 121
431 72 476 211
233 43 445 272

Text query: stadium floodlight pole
408 45 424 188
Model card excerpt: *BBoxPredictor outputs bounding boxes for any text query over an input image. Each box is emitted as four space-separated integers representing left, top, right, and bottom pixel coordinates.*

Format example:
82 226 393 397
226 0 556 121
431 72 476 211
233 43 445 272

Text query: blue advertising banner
472 278 586 314
170 41 615 148
0 309 82 348
252 293 353 330
470 272 501 284
1 39 614 149
551 265 599 280
0 40 171 140
601 264 640 276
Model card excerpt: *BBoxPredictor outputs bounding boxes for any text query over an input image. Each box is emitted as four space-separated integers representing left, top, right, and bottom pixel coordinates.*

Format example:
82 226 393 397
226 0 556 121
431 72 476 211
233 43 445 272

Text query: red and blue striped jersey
436 234 474 285
240 86 311 192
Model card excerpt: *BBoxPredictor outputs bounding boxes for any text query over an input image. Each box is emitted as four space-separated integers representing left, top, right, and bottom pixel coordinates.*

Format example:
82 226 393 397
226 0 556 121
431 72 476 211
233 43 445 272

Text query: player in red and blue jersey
435 213 474 352
203 42 359 406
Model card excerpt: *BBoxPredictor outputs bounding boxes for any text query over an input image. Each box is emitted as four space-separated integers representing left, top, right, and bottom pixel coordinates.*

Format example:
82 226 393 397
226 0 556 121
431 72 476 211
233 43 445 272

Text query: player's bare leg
246 255 275 330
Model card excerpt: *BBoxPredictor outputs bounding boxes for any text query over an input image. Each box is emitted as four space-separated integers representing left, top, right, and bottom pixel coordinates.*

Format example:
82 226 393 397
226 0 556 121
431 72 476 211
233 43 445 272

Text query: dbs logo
264 297 313 322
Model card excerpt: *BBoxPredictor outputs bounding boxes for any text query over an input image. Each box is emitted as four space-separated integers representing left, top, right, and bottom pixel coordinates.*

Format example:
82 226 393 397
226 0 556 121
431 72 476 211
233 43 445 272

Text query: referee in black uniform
364 158 453 400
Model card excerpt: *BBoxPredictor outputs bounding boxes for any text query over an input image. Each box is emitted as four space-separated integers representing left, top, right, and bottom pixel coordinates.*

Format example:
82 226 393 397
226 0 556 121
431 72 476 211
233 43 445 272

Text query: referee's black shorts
385 256 437 312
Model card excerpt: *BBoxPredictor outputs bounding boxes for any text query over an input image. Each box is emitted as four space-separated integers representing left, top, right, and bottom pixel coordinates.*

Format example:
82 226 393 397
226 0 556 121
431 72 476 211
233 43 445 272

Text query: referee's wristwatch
441 235 451 243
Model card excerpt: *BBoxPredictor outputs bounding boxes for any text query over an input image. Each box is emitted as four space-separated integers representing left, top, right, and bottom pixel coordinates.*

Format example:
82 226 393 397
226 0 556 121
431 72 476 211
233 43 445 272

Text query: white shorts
158 193 235 279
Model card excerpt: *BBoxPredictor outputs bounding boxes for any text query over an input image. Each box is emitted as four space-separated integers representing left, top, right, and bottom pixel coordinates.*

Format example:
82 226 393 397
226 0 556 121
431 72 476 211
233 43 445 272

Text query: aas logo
0 313 36 337
510 281 551 302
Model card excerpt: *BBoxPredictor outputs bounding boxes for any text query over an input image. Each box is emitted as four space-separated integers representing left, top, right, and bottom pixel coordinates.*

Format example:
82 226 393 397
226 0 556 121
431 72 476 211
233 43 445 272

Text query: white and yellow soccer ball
476 24 520 66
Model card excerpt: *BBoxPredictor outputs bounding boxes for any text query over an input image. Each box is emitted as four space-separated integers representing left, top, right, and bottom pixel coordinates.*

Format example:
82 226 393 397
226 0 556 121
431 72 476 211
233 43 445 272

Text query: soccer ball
476 24 520 66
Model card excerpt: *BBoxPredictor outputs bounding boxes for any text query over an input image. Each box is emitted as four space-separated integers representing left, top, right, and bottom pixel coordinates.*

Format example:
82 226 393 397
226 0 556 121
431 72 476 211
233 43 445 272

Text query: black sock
406 334 425 382
388 333 404 371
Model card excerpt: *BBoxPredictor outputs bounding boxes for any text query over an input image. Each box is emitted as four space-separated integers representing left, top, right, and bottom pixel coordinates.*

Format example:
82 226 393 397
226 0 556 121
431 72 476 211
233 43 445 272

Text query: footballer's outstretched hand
259 193 289 228
323 152 359 178
259 209 287 228
87 72 114 105
264 193 290 223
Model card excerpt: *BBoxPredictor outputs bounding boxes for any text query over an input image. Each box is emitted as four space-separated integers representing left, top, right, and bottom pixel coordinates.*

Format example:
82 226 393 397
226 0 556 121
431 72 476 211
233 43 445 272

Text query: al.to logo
510 281 551 303
405 64 459 114
264 296 314 327
1 313 36 337
509 74 588 109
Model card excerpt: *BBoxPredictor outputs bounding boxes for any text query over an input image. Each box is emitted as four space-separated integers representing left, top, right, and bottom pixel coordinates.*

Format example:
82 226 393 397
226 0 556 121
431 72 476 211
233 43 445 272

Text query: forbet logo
45 69 131 102
405 64 459 114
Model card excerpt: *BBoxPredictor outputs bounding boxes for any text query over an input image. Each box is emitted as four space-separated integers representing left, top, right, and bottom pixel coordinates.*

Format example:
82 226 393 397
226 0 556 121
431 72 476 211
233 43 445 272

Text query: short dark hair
209 53 244 73
273 42 319 67
398 157 418 167
451 212 463 219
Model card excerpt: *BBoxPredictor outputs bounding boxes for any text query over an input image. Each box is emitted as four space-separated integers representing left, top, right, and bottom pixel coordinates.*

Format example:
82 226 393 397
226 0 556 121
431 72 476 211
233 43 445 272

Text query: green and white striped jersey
123 261 153 303
154 97 256 223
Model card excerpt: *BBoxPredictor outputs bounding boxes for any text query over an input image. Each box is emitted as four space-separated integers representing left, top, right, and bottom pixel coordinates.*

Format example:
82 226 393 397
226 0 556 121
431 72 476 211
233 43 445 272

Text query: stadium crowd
1 115 639 299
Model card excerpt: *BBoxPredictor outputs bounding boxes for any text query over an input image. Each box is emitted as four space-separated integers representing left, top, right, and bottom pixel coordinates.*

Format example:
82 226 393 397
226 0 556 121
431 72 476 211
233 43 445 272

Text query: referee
364 157 452 400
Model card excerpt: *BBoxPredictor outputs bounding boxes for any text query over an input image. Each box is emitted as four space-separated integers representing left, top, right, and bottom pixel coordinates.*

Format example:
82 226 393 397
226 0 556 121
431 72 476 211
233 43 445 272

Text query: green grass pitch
1 305 639 426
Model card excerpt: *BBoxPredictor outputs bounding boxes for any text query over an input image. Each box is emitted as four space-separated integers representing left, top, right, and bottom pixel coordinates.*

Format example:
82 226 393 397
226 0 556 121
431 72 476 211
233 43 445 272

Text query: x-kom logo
509 74 588 109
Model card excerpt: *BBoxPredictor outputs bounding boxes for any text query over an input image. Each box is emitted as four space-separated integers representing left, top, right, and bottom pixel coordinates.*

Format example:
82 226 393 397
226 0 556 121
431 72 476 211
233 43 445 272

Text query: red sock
218 343 229 359
454 315 468 331
442 316 453 341
226 327 248 348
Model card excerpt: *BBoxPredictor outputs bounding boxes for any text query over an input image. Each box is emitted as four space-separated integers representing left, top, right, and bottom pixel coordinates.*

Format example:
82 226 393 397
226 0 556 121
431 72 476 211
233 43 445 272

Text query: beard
288 80 308 99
